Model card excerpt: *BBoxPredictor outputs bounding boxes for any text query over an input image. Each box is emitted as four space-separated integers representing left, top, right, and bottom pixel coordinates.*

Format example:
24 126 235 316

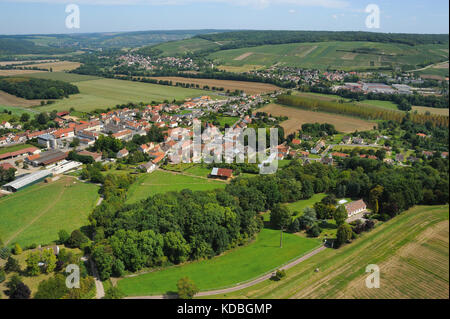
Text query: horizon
0 0 449 35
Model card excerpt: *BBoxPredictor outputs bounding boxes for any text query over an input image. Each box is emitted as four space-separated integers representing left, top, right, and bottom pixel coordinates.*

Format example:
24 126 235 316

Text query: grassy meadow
117 228 321 296
207 205 449 299
0 177 99 248
125 170 226 204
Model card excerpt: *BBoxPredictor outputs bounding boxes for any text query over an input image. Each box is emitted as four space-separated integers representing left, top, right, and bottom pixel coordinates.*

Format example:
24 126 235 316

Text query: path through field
4 178 69 245
125 245 326 299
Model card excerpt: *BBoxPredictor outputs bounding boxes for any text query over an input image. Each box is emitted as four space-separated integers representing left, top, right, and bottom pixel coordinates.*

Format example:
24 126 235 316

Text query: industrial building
2 170 52 192
27 150 68 167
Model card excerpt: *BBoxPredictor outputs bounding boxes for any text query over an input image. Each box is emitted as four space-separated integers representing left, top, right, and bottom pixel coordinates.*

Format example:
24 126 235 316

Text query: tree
58 229 70 245
298 207 317 230
13 243 22 255
20 113 30 122
66 229 89 248
270 204 292 230
35 274 69 299
70 137 80 148
26 251 41 276
10 282 31 299
163 231 191 264
333 205 348 226
42 249 57 274
307 223 321 237
336 223 353 247
4 256 20 273
369 185 384 214
272 269 287 281
177 277 199 299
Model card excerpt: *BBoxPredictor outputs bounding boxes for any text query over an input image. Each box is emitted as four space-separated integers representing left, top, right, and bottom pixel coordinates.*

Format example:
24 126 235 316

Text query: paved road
125 245 327 299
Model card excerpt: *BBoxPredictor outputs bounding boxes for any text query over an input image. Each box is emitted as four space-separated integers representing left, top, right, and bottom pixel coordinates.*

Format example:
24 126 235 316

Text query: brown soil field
0 69 45 76
20 61 81 72
234 52 254 61
0 90 42 107
412 106 449 116
257 103 374 135
149 76 280 95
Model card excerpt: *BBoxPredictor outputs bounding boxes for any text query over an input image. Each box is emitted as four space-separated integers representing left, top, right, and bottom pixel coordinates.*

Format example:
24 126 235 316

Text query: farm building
77 150 102 162
0 146 41 161
210 167 233 180
344 199 367 217
2 169 52 192
27 150 68 167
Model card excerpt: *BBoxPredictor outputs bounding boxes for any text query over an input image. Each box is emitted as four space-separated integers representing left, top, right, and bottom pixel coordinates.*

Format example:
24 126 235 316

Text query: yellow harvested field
0 69 45 76
295 45 318 58
413 106 449 116
0 60 55 66
217 65 264 73
0 90 42 107
257 103 374 135
150 76 280 95
234 52 254 61
20 61 81 72
341 52 357 60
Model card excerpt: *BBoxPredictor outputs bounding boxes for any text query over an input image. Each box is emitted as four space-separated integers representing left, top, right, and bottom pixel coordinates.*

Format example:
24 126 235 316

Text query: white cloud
289 8 296 13
4 0 350 9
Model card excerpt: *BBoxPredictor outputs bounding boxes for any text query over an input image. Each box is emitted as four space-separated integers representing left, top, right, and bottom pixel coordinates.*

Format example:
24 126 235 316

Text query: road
125 245 327 299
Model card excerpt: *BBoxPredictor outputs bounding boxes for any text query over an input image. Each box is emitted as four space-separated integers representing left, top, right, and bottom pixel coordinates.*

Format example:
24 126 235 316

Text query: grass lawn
117 228 321 296
0 177 99 248
210 205 449 299
126 170 226 204
217 116 240 127
28 77 217 113
0 143 36 155
184 165 212 178
285 193 327 215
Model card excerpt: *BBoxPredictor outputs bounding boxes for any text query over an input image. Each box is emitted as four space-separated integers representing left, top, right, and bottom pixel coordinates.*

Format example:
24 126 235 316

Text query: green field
0 143 35 155
208 41 449 71
117 228 321 296
210 205 449 299
18 72 100 82
126 170 226 204
153 38 221 56
0 177 99 248
285 193 327 215
16 73 215 113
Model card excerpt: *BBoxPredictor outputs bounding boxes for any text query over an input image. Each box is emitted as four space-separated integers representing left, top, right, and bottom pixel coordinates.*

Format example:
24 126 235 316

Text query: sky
0 0 448 35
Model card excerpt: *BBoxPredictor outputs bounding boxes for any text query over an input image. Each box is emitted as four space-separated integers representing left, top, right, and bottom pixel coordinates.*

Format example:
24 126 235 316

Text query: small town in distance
0 0 448 305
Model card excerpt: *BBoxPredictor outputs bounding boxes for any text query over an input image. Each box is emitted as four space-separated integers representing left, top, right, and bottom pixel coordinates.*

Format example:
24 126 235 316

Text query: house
139 161 156 173
0 162 15 171
0 121 12 129
291 139 301 146
441 152 448 159
321 156 333 165
344 199 367 217
210 167 233 180
342 136 352 144
77 151 102 162
332 152 349 158
353 137 364 145
116 148 129 158
422 151 434 158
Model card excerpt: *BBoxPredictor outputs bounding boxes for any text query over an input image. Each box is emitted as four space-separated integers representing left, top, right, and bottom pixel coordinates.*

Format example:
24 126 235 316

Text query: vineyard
276 94 449 128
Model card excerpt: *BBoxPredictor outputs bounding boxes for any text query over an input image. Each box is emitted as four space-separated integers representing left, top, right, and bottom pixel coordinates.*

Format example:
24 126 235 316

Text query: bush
0 247 11 260
0 270 6 283
103 286 125 299
306 223 321 237
13 243 22 255
10 282 31 299
4 256 20 273
272 269 287 281
58 230 70 245
66 230 89 248
177 277 199 299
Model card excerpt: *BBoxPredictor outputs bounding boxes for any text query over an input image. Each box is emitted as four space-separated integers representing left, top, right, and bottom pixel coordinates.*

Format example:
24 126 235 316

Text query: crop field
209 205 449 299
217 65 265 73
0 90 43 107
257 104 374 135
20 61 81 72
153 38 221 56
0 177 99 248
412 106 449 116
117 228 321 296
209 41 449 70
0 69 46 76
125 170 226 204
26 77 215 113
19 71 100 82
149 76 280 95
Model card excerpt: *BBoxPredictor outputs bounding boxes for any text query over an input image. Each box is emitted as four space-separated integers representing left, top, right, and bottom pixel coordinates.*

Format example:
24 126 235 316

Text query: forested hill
0 39 72 55
195 30 449 50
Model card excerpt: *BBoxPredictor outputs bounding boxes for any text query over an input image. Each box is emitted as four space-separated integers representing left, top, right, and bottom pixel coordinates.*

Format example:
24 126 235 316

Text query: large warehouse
2 170 52 192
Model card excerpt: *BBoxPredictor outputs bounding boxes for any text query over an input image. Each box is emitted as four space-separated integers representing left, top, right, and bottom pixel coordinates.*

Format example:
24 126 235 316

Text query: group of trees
277 94 449 128
0 166 16 186
0 77 79 100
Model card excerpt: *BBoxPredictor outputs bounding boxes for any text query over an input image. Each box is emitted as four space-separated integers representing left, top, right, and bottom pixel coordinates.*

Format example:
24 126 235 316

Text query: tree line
0 77 79 100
